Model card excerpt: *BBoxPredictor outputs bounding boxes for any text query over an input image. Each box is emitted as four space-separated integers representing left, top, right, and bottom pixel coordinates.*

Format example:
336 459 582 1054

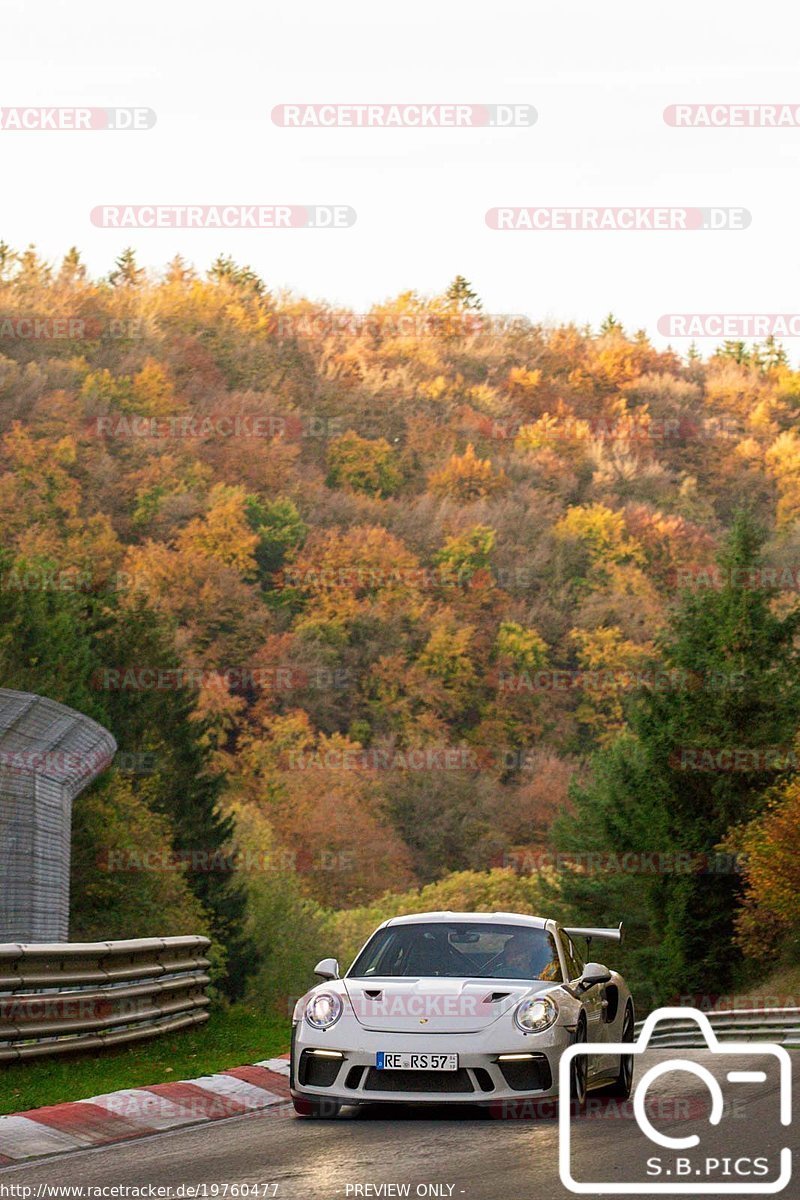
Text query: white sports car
290 910 634 1116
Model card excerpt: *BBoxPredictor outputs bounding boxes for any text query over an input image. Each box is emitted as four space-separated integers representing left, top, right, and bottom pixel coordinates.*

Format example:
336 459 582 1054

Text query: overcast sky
1 0 799 350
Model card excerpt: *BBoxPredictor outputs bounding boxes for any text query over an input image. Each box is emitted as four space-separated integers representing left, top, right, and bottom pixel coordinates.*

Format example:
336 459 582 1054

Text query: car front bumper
290 1021 574 1107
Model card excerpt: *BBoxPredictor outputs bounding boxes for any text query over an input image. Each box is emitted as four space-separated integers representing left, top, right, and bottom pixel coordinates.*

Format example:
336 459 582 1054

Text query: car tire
292 1097 342 1118
569 1016 588 1114
601 1003 635 1099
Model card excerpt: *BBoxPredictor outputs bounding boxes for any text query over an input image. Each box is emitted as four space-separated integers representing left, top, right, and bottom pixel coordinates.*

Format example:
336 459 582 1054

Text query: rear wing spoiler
564 922 624 947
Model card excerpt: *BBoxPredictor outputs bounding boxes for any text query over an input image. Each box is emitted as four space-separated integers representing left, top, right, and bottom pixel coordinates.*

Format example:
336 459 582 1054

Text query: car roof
381 911 551 929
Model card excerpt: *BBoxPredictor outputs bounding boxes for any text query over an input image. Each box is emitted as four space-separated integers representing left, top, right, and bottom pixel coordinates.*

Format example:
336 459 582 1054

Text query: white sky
1 0 799 349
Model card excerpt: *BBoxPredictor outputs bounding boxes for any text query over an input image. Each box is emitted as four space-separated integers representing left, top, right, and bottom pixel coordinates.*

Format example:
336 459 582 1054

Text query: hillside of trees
1 245 799 1010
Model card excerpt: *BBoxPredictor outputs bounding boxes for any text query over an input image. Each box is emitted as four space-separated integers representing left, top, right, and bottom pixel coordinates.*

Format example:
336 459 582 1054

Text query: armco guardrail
634 1008 800 1048
0 936 211 1062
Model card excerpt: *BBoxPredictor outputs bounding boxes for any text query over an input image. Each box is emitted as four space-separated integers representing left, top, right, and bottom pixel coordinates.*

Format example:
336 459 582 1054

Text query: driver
497 933 561 980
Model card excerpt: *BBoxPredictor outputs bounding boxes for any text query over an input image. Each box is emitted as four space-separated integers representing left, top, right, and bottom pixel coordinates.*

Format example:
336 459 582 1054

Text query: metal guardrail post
633 1008 800 1047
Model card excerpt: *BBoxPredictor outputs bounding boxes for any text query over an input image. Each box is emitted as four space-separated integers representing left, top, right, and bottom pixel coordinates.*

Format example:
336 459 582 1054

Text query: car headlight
514 995 558 1033
305 991 344 1030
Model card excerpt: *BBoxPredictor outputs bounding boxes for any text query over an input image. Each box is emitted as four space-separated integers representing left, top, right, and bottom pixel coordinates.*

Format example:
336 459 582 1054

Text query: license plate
376 1052 458 1070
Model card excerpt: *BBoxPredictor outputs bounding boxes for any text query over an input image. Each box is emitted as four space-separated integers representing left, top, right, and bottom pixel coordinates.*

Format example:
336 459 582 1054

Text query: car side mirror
314 957 340 980
578 962 612 992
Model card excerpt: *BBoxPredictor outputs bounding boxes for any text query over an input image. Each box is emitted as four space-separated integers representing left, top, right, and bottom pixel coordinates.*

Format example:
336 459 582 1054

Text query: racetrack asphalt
4 1050 799 1200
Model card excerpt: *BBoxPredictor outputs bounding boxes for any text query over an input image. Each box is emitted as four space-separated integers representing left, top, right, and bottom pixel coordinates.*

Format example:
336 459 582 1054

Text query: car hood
341 976 562 1033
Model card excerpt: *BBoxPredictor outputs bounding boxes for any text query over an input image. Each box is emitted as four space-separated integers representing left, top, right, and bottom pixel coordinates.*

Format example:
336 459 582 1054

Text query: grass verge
1 1004 290 1116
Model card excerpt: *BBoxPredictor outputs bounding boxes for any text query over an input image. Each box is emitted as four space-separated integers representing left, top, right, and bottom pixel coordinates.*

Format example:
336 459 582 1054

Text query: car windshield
347 922 563 981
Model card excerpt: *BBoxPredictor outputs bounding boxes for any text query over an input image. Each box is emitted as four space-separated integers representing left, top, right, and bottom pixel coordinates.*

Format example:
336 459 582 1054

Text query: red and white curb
0 1055 292 1166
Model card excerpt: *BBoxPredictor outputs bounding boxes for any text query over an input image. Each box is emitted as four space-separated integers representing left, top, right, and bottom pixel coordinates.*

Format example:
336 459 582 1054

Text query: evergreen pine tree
444 275 482 310
109 247 145 287
556 512 800 1002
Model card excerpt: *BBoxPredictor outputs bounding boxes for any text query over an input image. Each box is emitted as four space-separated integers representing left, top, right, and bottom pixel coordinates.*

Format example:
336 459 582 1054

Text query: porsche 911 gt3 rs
290 910 634 1116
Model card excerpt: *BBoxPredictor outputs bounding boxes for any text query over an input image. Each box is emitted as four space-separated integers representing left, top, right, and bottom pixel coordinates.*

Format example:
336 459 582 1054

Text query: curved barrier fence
0 936 211 1062
634 1008 800 1048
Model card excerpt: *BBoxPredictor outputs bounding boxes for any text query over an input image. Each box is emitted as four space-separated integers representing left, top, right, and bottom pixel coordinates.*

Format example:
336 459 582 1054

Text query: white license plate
376 1052 458 1070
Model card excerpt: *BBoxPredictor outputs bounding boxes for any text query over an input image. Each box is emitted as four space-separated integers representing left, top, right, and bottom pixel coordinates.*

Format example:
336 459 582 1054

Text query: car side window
562 935 584 982
570 936 586 976
538 932 563 982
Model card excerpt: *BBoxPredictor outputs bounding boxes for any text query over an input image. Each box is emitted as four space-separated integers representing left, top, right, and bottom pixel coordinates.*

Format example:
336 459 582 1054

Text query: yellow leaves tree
0 425 81 538
704 359 762 418
555 503 645 567
191 674 247 760
286 524 427 630
728 775 800 961
434 525 495 585
428 443 507 501
488 621 551 748
765 431 800 528
365 653 450 745
326 430 401 497
494 621 548 673
505 366 542 400
586 323 662 390
417 615 477 720
122 507 269 667
559 510 662 643
130 360 177 418
129 455 212 533
569 625 655 741
418 375 451 401
516 410 594 467
79 368 129 410
122 540 267 661
176 483 259 574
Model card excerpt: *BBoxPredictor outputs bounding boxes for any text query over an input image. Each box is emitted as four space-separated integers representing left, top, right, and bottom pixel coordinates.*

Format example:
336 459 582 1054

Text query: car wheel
569 1017 588 1113
292 1097 342 1118
603 1003 635 1099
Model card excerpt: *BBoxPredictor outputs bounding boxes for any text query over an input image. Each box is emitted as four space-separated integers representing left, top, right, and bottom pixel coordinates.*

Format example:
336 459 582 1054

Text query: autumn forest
2 245 799 1012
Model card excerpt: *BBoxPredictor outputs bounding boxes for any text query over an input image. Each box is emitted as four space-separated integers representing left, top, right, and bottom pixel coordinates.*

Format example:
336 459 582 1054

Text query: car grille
497 1055 552 1092
363 1068 474 1093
